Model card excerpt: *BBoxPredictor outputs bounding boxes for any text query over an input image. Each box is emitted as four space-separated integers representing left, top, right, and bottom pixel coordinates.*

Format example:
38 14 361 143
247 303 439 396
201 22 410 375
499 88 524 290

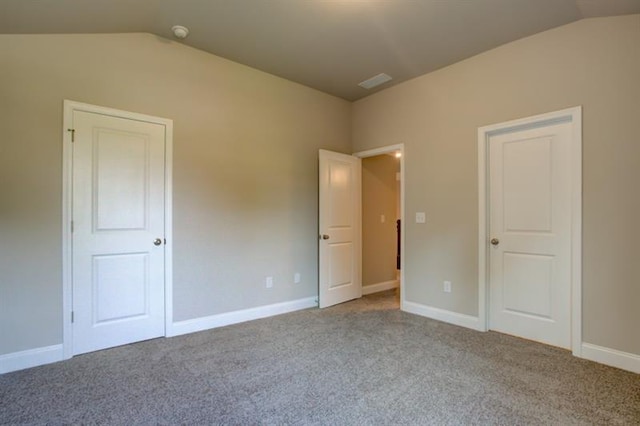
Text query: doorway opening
355 144 405 309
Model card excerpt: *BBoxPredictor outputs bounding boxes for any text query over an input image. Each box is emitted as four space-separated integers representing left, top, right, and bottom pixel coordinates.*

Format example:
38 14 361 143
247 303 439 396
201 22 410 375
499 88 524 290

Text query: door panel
502 136 552 232
93 253 149 323
502 252 553 319
94 131 149 231
489 122 571 349
319 150 361 308
330 242 353 289
73 110 166 355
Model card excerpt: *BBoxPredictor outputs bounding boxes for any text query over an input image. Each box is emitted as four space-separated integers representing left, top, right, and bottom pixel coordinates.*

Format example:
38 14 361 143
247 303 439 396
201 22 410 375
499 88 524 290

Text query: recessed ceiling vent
358 73 392 90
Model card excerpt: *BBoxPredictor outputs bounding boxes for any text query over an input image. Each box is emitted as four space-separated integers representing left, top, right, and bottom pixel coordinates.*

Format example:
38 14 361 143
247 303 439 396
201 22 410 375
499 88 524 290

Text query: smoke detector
358 73 392 90
172 25 189 39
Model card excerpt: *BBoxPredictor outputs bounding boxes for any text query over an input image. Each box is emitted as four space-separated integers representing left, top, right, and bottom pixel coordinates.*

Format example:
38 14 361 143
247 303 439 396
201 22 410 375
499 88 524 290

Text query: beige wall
0 33 351 355
2 15 638 361
362 155 399 286
353 15 640 355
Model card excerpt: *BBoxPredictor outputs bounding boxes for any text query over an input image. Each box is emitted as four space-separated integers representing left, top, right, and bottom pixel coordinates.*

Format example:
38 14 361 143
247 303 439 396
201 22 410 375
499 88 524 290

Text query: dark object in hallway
397 219 401 270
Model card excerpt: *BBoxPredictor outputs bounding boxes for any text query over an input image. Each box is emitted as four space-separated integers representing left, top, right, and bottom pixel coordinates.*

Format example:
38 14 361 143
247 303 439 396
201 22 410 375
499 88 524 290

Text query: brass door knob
490 238 499 246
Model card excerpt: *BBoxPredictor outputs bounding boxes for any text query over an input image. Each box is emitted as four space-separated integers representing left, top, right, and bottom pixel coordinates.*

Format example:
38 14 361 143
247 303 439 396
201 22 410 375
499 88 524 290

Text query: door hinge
67 128 75 142
71 311 75 323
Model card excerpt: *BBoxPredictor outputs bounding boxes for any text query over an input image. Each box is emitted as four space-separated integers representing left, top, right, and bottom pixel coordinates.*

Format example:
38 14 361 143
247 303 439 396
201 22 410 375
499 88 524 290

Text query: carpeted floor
1 290 639 425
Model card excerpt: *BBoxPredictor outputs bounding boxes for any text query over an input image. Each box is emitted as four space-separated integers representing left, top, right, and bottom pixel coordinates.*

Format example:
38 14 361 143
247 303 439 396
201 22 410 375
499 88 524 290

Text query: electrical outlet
444 281 452 293
416 212 426 223
266 276 273 289
294 272 301 284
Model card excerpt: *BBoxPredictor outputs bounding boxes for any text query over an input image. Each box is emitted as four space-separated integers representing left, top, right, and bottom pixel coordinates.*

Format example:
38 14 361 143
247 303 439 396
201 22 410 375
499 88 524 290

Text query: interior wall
361 155 400 287
0 33 351 355
352 15 640 356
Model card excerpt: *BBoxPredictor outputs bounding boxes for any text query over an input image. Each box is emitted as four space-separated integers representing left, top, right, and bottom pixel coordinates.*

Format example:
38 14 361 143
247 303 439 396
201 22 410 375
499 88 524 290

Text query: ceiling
1 0 639 101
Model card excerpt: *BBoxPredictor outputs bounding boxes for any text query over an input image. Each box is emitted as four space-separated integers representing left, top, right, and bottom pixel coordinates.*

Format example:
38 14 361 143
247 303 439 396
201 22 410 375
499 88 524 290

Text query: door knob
153 238 163 246
321 234 330 240
490 238 499 246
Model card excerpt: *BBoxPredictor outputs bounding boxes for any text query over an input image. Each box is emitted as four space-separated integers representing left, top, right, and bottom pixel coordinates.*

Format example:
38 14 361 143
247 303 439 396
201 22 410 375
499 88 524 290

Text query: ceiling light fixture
358 73 392 90
172 25 190 39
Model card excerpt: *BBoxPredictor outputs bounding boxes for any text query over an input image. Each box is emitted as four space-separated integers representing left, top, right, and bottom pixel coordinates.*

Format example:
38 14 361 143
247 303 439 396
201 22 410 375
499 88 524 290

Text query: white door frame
477 106 582 356
353 144 405 310
61 100 173 359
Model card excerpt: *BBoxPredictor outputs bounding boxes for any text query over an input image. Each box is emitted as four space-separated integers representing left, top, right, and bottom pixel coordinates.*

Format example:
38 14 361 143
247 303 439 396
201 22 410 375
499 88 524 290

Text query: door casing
353 144 405 310
62 100 173 359
477 106 582 356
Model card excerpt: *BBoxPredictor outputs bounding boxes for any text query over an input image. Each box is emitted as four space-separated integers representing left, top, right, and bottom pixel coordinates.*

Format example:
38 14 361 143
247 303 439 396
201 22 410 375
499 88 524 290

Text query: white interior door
318 150 361 308
488 121 572 349
72 110 167 355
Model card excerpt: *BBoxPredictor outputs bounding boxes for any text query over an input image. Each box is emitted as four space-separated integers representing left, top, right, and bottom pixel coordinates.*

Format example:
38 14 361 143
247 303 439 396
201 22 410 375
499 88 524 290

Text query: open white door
318 150 361 308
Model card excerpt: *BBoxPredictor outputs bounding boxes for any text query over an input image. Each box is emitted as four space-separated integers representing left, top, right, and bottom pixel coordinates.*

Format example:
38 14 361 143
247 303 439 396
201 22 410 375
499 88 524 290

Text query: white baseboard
0 344 63 374
2 298 317 373
580 342 640 374
362 280 399 295
168 297 317 337
402 301 483 331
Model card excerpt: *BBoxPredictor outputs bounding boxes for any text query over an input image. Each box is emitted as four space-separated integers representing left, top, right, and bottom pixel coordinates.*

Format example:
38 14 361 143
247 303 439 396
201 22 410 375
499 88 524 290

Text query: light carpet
1 290 638 425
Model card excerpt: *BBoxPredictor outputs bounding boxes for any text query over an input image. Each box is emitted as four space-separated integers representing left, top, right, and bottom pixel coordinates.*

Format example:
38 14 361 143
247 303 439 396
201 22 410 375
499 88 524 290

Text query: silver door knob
490 238 499 246
321 234 330 240
153 238 163 246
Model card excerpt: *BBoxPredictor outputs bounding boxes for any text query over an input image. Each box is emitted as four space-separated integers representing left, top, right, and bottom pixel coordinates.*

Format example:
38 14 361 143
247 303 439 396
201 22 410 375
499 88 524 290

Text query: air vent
358 73 392 90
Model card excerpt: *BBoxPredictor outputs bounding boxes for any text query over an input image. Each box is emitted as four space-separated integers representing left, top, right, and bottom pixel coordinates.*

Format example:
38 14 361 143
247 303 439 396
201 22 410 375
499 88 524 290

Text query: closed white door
318 150 361 308
72 110 166 355
489 121 572 349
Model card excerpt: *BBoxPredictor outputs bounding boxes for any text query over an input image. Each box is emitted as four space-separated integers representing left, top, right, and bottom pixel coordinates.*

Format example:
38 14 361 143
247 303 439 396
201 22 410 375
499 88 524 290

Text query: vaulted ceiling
2 0 639 101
